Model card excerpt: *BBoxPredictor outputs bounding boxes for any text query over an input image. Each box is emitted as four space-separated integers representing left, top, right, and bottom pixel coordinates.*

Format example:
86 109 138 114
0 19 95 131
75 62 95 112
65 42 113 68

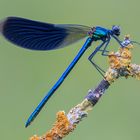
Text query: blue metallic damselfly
0 17 123 127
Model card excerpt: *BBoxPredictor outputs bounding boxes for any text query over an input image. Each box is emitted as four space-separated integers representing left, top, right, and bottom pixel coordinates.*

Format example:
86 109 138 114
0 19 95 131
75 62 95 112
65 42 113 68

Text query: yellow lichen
30 135 40 140
108 44 133 68
77 99 93 112
105 39 134 83
30 111 75 140
128 64 140 79
108 52 121 69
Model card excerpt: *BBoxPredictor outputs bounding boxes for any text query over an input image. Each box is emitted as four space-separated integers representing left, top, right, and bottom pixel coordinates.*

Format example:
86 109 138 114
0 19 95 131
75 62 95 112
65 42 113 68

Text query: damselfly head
112 25 120 36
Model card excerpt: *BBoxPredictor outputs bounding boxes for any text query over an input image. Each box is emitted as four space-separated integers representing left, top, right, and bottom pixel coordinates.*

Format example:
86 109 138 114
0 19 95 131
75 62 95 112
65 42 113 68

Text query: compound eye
112 25 120 36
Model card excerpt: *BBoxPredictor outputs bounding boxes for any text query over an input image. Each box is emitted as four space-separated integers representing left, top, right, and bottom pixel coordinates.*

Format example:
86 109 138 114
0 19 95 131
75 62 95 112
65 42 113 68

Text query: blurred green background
0 0 140 140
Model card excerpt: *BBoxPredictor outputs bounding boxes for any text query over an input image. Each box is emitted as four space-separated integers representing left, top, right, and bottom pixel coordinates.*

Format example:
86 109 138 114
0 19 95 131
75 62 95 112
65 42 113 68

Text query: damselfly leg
112 35 123 47
88 59 105 77
100 37 111 56
88 39 111 77
88 41 106 77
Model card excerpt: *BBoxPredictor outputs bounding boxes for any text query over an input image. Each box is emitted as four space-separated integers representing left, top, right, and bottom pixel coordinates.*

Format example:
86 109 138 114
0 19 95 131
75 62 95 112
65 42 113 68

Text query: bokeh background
0 0 140 140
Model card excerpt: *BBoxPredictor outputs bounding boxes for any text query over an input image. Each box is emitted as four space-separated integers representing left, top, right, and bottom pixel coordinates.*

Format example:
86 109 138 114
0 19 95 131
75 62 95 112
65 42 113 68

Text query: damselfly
0 17 122 127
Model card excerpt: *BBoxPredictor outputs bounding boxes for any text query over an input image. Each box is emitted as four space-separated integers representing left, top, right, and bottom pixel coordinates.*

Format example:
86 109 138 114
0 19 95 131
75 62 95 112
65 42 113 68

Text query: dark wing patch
1 17 90 50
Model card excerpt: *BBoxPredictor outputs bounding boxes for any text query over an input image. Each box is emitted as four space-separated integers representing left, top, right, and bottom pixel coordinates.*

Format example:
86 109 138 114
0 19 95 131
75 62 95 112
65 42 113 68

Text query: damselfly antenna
131 41 140 46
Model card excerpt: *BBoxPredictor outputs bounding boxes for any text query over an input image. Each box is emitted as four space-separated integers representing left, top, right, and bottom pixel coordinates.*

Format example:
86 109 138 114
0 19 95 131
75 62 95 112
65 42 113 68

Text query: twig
30 35 140 140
